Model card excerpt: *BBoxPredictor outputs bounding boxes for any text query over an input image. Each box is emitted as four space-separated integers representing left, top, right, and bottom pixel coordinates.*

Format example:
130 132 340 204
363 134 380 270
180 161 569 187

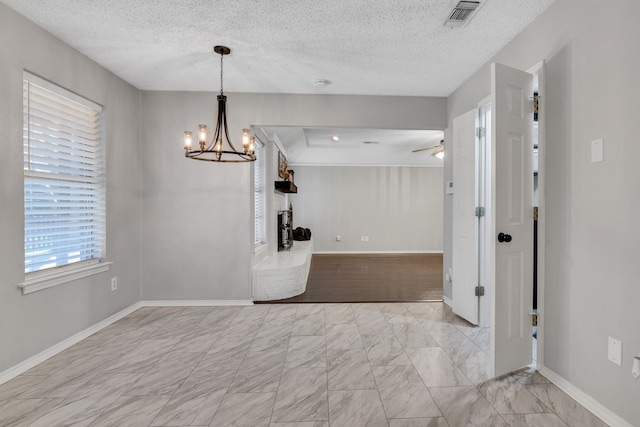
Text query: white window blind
23 72 105 274
254 139 266 246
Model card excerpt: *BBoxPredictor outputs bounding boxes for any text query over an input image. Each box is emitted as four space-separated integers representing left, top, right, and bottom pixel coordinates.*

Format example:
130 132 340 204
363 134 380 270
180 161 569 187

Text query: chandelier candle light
183 46 256 162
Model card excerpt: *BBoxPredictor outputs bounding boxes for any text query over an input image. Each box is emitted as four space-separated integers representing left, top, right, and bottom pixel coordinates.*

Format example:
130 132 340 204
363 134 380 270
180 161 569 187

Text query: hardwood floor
272 253 443 303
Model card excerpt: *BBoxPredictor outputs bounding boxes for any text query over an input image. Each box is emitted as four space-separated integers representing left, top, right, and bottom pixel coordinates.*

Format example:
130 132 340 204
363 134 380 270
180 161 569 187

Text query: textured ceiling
1 0 555 96
261 126 445 166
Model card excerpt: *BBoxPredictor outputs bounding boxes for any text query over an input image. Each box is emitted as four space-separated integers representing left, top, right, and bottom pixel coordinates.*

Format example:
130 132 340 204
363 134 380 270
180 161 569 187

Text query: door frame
477 95 492 329
451 108 481 325
528 60 546 367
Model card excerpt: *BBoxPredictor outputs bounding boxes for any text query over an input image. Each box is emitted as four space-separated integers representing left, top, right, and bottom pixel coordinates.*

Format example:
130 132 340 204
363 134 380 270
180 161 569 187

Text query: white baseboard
443 295 453 307
539 365 634 427
140 300 254 307
0 301 143 385
3 298 632 427
313 251 444 255
0 299 255 386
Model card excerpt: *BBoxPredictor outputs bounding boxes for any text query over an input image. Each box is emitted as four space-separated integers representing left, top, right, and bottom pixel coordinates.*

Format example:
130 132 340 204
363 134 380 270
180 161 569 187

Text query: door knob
498 232 512 243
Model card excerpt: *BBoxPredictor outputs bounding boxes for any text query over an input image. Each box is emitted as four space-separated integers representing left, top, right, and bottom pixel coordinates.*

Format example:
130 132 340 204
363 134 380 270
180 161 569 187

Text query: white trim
24 70 103 111
476 99 492 329
539 366 634 427
271 133 287 157
19 261 113 295
23 72 106 280
0 301 143 385
0 299 255 386
289 163 443 168
313 250 443 255
2 298 629 427
443 295 453 308
477 94 492 108
528 59 546 368
140 300 254 307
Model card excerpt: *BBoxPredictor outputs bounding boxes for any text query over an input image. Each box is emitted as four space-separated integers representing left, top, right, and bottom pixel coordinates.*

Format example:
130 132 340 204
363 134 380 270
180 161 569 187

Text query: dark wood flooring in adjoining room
277 253 443 303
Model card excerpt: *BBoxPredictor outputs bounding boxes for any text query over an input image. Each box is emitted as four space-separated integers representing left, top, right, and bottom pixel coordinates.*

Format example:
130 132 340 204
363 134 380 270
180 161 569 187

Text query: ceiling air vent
445 1 484 27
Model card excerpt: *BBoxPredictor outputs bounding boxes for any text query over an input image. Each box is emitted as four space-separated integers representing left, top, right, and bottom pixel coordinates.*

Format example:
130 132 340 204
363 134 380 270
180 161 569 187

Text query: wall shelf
275 181 298 193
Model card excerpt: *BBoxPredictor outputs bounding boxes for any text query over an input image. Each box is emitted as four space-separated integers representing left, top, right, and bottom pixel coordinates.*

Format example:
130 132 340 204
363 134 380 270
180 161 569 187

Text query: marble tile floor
0 303 608 427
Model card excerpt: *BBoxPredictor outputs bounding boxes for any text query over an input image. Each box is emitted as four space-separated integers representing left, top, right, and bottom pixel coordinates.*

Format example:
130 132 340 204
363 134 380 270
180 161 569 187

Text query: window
22 72 107 290
254 138 266 247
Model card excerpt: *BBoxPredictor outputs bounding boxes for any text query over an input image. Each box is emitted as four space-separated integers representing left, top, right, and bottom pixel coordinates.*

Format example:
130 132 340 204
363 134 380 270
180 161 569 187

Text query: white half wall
289 165 443 253
0 4 142 373
446 0 640 424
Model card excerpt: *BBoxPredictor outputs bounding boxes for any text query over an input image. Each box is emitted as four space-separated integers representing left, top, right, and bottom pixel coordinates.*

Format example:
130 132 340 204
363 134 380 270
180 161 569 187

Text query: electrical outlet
111 277 118 292
336 236 341 242
364 236 369 242
608 336 622 366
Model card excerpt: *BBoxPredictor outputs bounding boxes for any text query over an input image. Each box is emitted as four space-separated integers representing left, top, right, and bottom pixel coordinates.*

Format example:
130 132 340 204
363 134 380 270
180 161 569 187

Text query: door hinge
475 207 485 217
530 311 538 327
533 207 538 221
531 92 540 121
531 93 540 113
475 127 486 138
475 286 485 296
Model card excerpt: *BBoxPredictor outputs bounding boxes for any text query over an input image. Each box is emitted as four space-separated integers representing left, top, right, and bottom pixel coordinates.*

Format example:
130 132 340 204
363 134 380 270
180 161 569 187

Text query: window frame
19 71 110 295
254 137 267 250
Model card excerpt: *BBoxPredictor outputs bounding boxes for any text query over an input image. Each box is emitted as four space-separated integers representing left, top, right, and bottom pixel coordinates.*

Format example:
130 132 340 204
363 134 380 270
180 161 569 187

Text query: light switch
591 138 604 163
608 336 622 366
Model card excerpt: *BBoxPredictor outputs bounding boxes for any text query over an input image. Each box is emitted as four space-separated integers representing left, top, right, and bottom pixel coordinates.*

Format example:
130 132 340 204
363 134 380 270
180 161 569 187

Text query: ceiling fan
412 139 445 159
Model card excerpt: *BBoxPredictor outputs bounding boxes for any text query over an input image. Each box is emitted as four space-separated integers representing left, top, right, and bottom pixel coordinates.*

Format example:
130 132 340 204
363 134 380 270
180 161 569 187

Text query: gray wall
0 4 141 372
2 1 637 422
442 127 453 300
445 0 640 423
290 166 443 253
140 92 446 300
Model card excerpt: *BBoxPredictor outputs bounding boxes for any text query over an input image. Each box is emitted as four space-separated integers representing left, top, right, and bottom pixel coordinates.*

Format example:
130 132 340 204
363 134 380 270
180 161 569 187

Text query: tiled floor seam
0 303 611 427
146 351 207 426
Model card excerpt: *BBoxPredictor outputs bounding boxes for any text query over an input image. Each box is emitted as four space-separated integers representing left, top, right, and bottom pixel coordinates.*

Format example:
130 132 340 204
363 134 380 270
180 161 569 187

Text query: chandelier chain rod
219 51 224 96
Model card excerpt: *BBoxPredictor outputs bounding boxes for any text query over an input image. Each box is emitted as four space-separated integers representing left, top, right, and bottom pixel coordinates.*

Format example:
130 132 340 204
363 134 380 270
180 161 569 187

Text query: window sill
19 260 113 295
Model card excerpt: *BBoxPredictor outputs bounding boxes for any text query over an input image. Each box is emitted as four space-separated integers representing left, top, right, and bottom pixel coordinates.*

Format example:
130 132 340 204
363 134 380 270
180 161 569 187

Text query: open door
452 108 479 325
490 63 534 377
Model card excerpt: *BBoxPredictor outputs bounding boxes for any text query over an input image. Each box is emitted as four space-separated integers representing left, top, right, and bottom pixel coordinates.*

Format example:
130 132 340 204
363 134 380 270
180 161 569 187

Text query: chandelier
183 46 256 162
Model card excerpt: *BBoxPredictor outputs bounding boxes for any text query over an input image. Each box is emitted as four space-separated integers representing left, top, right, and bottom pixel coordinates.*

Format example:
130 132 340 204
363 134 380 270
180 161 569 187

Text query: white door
490 63 534 377
452 108 479 325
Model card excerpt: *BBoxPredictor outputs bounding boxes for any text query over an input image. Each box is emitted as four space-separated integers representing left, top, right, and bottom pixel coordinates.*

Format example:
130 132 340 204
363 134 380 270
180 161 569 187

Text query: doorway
256 126 446 304
450 62 543 378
